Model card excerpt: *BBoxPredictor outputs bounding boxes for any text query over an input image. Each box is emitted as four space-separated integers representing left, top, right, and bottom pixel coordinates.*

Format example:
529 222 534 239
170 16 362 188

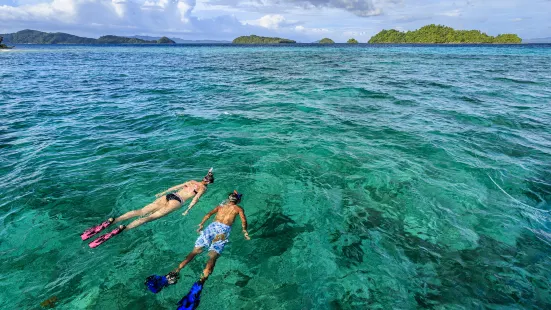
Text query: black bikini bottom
166 193 182 203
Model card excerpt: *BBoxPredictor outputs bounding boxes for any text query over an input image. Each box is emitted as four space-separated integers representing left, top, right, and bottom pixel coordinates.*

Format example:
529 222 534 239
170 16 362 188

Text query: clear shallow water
1 44 551 309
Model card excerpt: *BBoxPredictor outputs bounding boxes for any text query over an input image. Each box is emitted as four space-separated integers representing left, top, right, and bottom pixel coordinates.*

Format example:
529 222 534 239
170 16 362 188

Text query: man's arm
182 188 205 216
197 206 219 232
155 182 187 197
238 207 250 240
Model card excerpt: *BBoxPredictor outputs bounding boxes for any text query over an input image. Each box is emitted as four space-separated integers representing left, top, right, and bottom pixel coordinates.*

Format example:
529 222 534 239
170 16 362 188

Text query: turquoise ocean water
1 44 551 309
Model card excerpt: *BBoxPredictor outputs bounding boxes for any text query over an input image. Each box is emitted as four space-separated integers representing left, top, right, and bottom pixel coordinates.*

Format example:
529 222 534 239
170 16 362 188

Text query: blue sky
0 0 550 42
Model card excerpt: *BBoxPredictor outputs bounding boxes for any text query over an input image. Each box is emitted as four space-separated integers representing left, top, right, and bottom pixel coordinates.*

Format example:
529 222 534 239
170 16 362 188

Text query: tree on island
368 24 522 44
0 36 10 49
233 35 296 44
347 38 359 44
319 38 335 44
493 34 522 44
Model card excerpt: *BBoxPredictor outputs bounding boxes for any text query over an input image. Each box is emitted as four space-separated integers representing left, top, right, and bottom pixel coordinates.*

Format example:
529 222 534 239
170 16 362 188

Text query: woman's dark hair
203 174 214 183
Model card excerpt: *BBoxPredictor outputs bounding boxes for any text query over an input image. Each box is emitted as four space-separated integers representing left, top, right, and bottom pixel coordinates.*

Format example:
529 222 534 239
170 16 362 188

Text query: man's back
214 203 242 226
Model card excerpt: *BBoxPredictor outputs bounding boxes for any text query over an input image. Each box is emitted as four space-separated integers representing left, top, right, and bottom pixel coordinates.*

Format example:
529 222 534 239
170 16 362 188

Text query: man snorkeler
175 190 250 280
145 191 250 298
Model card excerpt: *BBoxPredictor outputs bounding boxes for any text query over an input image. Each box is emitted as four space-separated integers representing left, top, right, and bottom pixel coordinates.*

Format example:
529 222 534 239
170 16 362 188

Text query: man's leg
175 247 203 273
201 251 220 281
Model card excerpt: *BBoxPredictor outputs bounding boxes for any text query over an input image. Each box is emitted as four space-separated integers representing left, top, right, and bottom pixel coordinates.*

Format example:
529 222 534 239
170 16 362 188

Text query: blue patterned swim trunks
195 222 231 254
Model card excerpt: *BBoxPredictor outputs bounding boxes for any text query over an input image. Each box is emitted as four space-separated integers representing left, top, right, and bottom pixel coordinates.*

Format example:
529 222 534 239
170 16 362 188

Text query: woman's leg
113 198 166 224
125 202 180 230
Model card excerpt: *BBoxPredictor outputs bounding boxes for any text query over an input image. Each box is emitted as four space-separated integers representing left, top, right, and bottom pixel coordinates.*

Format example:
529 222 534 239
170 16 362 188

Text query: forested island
157 36 176 44
347 38 359 44
232 35 296 44
319 38 335 44
131 35 229 43
0 30 176 44
368 25 522 44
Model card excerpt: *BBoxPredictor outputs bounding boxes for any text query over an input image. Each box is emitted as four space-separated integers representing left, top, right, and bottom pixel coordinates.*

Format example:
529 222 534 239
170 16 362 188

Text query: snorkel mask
228 190 242 203
203 168 214 184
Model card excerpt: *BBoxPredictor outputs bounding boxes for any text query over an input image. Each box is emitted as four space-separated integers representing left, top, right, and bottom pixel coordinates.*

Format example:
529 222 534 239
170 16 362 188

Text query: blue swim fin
176 281 204 310
145 272 179 294
145 275 168 293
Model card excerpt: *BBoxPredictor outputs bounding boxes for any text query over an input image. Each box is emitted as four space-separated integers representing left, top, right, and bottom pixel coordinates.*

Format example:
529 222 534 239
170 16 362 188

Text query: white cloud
207 0 394 17
0 0 207 35
243 14 287 29
0 0 77 21
342 30 368 36
294 24 329 33
439 9 462 17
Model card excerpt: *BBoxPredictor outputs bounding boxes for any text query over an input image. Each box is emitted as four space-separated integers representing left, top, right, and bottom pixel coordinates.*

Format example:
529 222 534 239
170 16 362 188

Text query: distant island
232 35 296 44
130 35 230 44
368 24 522 44
347 38 359 44
319 38 335 44
523 37 551 44
157 37 175 44
0 30 177 44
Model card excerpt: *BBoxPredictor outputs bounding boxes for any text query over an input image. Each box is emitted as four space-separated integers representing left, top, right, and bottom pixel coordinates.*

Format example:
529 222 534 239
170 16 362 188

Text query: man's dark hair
228 191 242 203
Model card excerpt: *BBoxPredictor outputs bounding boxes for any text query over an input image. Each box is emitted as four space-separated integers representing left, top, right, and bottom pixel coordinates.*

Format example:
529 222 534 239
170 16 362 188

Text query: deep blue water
1 44 551 309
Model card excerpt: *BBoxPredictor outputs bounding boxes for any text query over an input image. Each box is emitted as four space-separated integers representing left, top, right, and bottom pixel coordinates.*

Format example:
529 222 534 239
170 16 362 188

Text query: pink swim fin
81 218 114 240
89 225 125 248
